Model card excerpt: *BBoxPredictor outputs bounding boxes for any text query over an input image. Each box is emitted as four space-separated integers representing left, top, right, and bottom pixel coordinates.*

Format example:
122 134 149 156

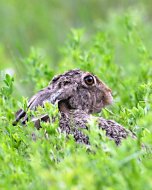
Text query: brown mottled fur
13 69 130 145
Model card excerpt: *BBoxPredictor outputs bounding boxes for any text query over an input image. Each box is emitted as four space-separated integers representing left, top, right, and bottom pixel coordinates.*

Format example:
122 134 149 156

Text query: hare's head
48 69 113 113
14 69 113 124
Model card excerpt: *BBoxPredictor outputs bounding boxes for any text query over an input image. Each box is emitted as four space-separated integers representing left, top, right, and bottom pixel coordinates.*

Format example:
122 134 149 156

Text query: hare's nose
106 91 113 104
102 88 113 105
107 88 112 94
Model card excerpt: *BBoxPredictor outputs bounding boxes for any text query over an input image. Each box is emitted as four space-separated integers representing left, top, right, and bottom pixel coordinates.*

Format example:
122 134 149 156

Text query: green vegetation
0 1 152 189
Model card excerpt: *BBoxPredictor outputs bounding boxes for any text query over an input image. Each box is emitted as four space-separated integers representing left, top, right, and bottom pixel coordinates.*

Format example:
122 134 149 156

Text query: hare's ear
13 88 53 125
13 82 77 125
28 83 78 109
28 88 52 109
12 109 26 125
49 83 78 104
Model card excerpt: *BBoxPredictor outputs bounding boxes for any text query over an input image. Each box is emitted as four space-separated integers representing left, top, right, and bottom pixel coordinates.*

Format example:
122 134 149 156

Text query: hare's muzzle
103 88 113 106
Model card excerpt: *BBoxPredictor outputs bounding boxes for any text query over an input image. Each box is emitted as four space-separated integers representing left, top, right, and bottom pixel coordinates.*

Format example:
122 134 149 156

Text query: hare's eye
84 75 94 85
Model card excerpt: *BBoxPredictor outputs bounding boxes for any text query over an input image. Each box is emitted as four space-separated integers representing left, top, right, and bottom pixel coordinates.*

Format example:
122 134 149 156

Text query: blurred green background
0 0 152 65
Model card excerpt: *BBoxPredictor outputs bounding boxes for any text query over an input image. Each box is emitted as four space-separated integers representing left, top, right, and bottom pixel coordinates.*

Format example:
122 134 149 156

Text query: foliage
0 4 152 190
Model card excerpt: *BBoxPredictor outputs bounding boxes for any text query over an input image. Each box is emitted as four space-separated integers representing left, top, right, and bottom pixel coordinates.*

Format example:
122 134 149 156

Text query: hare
13 69 130 145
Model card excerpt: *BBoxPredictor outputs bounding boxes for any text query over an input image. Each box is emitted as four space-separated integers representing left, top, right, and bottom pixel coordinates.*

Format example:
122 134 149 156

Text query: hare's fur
14 69 129 145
